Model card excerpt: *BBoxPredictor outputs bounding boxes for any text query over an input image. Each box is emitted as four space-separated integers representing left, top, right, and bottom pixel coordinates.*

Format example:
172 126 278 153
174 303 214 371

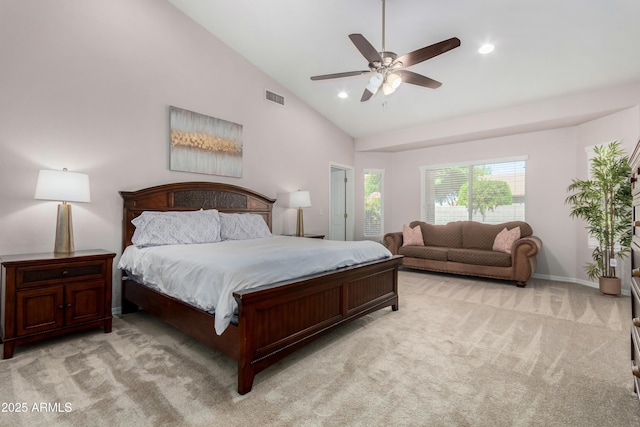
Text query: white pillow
131 209 221 247
402 224 424 247
219 213 272 240
492 227 521 253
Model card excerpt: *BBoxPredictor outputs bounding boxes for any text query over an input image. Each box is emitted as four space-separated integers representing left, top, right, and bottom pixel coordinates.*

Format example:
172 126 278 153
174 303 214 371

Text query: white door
330 167 347 240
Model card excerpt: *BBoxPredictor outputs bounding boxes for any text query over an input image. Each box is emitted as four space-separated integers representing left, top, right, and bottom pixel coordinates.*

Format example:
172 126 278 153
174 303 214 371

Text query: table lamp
288 190 311 237
34 168 91 254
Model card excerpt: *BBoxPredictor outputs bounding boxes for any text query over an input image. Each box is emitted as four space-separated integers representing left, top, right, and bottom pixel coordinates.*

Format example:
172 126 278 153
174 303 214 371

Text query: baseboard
532 273 631 296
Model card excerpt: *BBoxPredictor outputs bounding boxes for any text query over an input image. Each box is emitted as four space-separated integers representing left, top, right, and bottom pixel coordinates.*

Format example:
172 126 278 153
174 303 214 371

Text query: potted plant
565 140 632 295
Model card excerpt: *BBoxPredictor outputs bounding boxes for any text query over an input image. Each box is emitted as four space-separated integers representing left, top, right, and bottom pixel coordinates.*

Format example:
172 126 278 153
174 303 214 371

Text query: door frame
328 162 355 241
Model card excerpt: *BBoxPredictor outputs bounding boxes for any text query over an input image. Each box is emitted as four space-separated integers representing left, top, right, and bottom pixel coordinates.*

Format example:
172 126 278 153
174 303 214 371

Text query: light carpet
1 270 639 426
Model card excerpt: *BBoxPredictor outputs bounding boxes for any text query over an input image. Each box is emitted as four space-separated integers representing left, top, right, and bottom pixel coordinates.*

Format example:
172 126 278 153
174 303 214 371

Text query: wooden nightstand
0 249 115 359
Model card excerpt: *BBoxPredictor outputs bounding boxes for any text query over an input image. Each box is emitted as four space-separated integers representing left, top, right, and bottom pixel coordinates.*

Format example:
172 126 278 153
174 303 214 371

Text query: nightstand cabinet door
65 280 105 325
16 286 65 335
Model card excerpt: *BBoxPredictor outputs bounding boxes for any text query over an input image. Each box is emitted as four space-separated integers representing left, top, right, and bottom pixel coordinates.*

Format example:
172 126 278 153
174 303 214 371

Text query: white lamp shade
369 73 383 88
387 73 402 89
365 84 379 95
34 169 91 203
382 82 396 95
288 190 311 208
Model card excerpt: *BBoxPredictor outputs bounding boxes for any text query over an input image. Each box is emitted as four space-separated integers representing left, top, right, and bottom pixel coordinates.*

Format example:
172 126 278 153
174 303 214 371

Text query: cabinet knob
58 305 64 309
67 303 72 308
62 270 69 276
634 318 640 327
633 366 640 378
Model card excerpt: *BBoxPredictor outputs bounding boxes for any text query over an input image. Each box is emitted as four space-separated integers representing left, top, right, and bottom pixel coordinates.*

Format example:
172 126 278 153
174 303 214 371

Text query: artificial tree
565 140 632 294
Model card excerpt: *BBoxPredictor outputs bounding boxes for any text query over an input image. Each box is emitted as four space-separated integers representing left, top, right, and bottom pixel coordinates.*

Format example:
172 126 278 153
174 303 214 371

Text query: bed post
235 298 257 395
237 363 256 395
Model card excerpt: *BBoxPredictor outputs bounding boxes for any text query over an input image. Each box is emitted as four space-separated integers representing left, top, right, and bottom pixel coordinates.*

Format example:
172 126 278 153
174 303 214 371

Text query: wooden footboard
123 255 402 394
234 255 401 394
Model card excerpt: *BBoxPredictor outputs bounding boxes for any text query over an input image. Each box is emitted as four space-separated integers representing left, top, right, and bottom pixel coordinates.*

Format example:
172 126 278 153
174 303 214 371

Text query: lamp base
296 207 304 237
54 203 75 254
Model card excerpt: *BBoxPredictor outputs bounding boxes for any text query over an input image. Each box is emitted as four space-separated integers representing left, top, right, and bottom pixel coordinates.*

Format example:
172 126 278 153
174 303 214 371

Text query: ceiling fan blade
310 70 370 81
360 88 375 102
396 70 442 89
395 37 461 68
349 34 383 64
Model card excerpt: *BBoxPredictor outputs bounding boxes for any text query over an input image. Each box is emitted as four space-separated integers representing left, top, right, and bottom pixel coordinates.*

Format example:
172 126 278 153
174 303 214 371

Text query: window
420 157 526 224
364 169 384 237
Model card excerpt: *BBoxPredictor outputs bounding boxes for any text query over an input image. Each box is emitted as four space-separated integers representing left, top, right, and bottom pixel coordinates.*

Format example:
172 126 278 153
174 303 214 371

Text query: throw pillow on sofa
492 227 520 253
402 224 424 246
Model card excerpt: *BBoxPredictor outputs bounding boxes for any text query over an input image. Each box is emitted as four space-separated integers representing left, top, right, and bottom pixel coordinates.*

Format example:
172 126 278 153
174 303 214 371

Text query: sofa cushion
399 245 448 261
461 221 532 250
447 248 512 267
402 224 424 246
410 221 463 248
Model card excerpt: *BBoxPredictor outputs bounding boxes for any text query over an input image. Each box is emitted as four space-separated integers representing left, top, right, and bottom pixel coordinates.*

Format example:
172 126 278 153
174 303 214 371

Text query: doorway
329 163 355 240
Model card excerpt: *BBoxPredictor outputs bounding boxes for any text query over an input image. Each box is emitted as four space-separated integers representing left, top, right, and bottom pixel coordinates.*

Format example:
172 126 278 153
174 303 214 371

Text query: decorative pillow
131 209 221 247
219 213 272 240
492 227 521 253
402 224 424 247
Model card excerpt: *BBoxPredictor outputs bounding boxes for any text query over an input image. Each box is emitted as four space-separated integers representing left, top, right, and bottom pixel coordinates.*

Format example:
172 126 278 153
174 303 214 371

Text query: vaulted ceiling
168 0 640 141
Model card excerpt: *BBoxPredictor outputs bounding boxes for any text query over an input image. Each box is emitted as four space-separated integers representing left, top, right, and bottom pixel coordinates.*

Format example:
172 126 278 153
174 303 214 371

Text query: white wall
0 0 354 308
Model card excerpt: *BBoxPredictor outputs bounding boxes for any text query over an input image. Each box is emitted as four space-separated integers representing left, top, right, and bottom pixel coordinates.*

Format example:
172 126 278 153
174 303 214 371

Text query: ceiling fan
310 0 461 102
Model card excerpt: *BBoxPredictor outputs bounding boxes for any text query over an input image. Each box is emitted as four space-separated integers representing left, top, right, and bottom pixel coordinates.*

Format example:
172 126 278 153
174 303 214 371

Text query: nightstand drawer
16 261 106 288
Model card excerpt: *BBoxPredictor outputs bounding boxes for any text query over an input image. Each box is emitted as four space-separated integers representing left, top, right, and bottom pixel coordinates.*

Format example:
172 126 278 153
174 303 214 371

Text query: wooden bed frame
119 181 402 394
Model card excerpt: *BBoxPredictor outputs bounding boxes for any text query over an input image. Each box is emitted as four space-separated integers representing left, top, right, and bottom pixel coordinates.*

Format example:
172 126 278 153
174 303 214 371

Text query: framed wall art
169 106 243 177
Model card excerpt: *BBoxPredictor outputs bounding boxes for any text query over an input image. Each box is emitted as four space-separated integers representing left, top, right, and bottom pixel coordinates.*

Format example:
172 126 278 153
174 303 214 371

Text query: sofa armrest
512 235 542 257
383 232 403 255
511 235 542 285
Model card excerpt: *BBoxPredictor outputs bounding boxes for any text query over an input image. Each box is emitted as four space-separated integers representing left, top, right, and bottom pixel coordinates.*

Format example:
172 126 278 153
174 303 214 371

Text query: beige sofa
383 220 542 287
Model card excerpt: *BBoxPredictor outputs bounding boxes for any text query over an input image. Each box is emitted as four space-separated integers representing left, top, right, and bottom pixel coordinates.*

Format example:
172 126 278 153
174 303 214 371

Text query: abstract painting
169 106 243 177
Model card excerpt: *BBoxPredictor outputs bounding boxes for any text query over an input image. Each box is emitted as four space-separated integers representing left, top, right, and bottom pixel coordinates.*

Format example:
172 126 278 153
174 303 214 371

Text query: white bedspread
118 236 391 335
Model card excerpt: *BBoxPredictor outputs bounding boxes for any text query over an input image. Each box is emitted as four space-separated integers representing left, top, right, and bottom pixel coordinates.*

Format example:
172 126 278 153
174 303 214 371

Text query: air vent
265 90 285 106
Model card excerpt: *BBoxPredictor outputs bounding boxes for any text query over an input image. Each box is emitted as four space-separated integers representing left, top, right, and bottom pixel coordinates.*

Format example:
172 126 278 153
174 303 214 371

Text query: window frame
363 168 384 238
420 155 528 224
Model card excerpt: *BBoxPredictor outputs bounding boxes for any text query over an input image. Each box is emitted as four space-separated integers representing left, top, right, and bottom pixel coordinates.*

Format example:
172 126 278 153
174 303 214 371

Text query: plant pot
599 276 621 296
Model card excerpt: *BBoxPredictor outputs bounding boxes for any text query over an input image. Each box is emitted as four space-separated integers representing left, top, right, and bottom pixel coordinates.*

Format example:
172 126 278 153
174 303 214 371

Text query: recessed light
479 44 495 54
338 91 348 99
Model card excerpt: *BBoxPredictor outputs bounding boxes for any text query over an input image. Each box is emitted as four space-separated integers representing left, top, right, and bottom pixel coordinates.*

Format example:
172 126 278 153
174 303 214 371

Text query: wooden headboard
119 182 276 250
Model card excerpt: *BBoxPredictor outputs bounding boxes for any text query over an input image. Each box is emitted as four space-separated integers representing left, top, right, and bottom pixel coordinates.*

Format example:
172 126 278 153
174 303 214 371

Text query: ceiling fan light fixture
387 73 402 89
366 83 379 95
382 81 396 96
369 73 384 88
